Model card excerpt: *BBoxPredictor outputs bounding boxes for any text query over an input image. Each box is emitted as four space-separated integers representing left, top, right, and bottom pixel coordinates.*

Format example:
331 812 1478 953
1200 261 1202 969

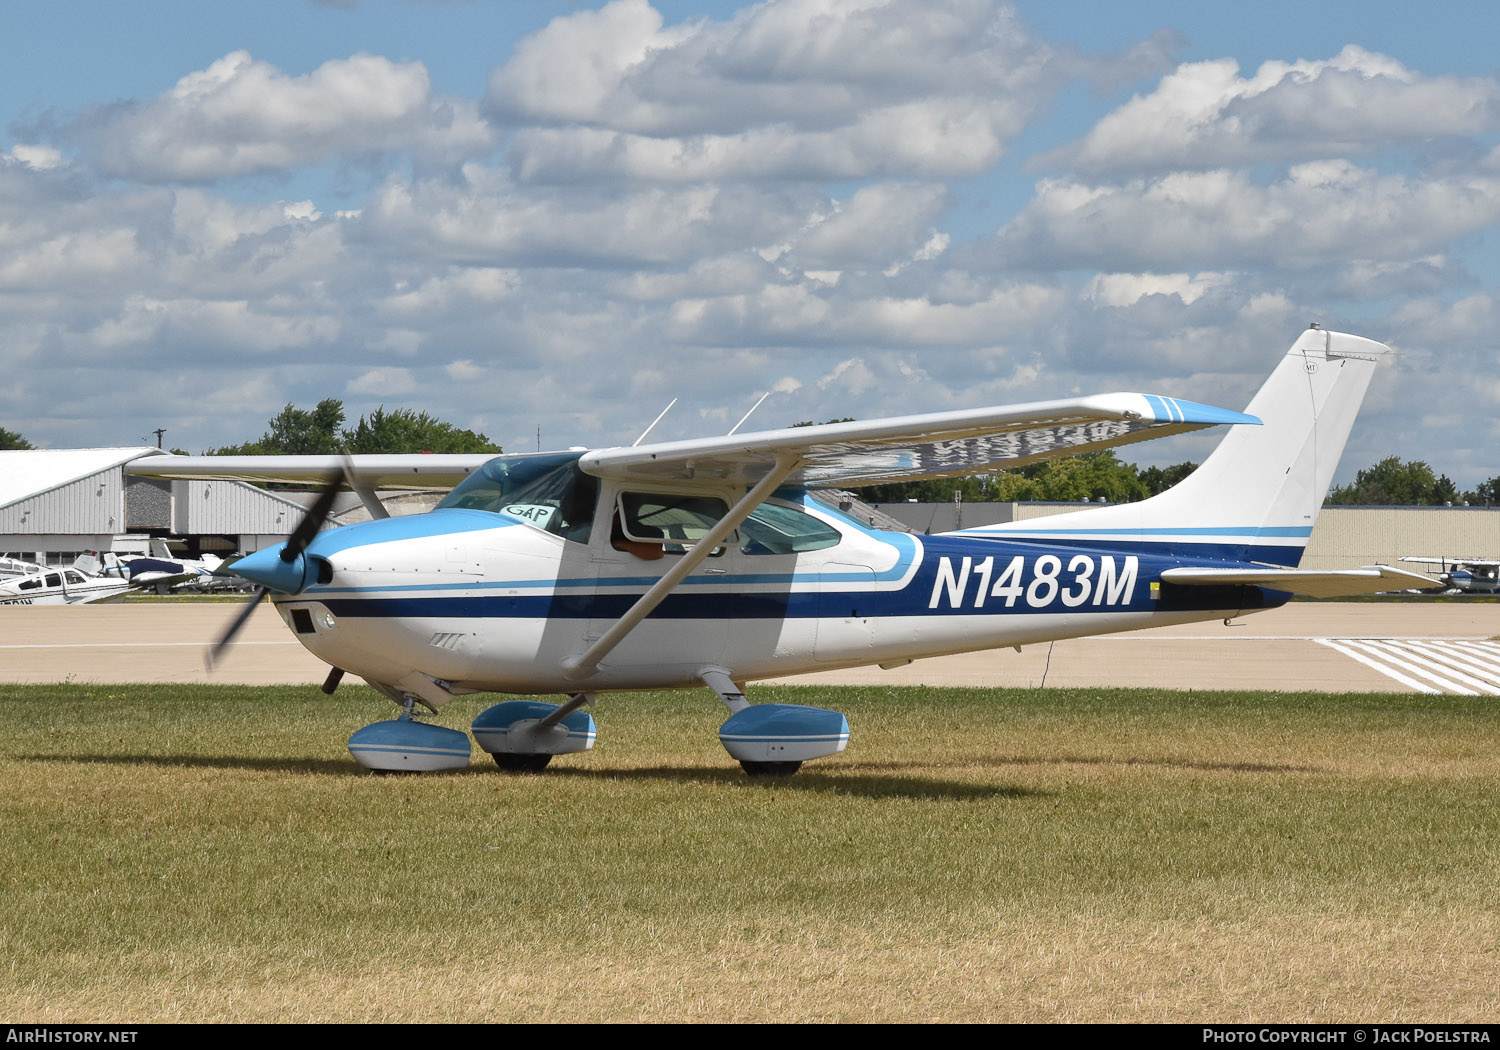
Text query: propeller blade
281 472 344 563
204 585 268 671
210 471 344 668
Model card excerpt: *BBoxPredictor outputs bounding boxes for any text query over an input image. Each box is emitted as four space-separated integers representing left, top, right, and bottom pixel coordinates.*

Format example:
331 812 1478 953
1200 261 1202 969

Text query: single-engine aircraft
126 326 1436 775
0 563 138 606
1398 556 1500 594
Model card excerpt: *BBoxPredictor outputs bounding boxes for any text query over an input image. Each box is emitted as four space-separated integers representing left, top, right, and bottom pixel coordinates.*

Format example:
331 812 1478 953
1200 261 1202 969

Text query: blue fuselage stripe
307 536 1291 621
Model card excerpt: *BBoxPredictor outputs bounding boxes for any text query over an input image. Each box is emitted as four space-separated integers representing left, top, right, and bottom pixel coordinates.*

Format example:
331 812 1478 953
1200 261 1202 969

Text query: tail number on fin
928 554 1138 611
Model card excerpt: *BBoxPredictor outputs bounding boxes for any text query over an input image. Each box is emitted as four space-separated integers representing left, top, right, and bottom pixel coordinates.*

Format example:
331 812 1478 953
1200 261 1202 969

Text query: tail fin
980 327 1390 566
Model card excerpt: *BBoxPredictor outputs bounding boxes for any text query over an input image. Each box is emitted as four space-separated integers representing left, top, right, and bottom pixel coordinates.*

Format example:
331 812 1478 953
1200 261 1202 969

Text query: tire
740 760 802 777
493 753 553 772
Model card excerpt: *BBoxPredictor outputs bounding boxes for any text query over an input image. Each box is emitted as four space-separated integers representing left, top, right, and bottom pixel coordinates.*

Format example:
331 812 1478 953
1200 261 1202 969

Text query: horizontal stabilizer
1160 564 1440 598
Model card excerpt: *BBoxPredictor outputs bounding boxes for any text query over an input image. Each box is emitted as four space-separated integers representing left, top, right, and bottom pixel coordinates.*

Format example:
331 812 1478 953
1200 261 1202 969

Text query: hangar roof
0 447 164 510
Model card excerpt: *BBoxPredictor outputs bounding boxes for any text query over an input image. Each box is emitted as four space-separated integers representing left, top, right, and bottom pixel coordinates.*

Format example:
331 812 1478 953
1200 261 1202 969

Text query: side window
45 573 61 588
65 571 86 585
740 501 843 556
616 493 730 556
18 577 41 591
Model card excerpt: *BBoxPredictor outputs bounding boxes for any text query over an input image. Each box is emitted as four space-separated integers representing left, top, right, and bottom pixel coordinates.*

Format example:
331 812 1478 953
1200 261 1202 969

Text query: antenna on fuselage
632 398 678 447
727 392 771 436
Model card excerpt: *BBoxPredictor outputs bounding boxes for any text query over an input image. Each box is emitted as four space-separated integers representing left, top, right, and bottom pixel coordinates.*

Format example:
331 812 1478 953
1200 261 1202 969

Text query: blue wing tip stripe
1150 396 1260 426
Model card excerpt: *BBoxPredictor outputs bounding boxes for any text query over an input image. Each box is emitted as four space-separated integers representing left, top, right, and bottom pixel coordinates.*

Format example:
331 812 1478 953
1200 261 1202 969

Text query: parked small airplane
1398 556 1500 594
0 555 45 579
127 326 1434 775
0 564 137 606
97 540 226 594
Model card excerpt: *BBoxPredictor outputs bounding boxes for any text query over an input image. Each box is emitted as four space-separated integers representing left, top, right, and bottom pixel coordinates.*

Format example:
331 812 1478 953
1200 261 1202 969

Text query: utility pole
151 428 166 449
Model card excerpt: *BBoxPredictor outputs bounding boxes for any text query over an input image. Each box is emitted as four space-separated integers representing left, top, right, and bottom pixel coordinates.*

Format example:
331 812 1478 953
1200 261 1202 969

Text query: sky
3 0 1498 488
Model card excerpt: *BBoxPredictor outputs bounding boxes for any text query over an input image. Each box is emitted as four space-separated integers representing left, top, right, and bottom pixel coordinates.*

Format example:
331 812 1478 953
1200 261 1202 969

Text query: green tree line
209 400 501 456
856 451 1197 504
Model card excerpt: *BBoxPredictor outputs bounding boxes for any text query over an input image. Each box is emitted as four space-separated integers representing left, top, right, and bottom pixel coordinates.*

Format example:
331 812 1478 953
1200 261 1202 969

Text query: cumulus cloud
348 367 417 395
47 50 494 182
986 162 1500 270
1085 272 1234 308
488 0 1082 183
1042 46 1500 174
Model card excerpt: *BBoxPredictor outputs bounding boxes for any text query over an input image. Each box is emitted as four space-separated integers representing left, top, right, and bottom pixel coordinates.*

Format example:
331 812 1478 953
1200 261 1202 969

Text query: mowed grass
1 682 1497 1022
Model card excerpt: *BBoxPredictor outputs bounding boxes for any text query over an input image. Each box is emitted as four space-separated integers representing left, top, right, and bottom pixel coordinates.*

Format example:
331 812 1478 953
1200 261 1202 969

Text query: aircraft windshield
436 452 599 543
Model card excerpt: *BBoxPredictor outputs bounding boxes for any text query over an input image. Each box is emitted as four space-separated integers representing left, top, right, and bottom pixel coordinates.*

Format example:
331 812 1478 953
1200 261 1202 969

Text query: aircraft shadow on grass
18 748 1317 796
20 751 1040 799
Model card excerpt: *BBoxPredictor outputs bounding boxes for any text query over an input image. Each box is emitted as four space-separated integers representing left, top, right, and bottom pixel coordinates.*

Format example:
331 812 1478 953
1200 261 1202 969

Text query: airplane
1398 556 1500 594
96 541 227 594
124 325 1437 776
0 555 45 579
0 563 139 606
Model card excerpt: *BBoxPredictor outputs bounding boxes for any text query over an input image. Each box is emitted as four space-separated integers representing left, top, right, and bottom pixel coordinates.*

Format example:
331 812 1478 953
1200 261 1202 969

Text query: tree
1462 476 1500 506
210 399 500 456
0 426 33 450
344 406 501 455
1139 462 1197 496
1326 456 1450 505
859 450 1157 504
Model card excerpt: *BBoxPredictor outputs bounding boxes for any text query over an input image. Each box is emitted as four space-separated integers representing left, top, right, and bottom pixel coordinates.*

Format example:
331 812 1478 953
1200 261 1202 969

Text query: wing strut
561 453 803 682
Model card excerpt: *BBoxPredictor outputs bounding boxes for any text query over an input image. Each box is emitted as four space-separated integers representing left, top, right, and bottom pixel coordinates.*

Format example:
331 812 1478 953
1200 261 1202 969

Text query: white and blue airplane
126 326 1435 775
1398 556 1500 594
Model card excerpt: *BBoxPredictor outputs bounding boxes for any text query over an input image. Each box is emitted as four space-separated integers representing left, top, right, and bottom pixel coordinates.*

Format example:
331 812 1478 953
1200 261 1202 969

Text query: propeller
204 470 345 671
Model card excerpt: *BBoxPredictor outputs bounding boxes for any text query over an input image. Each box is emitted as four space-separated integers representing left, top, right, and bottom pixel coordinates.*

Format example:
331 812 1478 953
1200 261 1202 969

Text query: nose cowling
231 544 310 594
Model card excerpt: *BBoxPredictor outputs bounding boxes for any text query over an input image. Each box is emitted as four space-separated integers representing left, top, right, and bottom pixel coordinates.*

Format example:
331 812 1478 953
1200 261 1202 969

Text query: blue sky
3 0 1498 488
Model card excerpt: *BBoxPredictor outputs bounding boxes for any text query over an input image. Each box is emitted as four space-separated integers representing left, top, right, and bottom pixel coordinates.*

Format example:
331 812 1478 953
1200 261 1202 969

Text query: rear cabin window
739 501 843 556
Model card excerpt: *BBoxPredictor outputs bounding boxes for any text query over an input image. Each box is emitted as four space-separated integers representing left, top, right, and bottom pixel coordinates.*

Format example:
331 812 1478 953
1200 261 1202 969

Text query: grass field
1 682 1497 1022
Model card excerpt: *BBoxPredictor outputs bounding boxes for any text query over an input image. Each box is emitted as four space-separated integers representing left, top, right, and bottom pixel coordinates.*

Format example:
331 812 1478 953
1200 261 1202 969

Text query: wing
125 454 494 490
581 394 1258 488
1161 565 1440 598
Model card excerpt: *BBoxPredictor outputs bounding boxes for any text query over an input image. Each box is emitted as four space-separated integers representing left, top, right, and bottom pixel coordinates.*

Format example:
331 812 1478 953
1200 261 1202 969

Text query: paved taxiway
2 601 1497 694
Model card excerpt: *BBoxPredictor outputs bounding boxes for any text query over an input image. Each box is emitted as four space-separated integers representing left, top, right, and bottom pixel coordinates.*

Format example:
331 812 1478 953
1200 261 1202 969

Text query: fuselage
0 567 130 606
260 485 1286 700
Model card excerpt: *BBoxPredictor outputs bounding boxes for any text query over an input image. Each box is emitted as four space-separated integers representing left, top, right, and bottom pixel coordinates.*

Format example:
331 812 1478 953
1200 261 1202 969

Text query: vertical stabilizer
967 328 1390 566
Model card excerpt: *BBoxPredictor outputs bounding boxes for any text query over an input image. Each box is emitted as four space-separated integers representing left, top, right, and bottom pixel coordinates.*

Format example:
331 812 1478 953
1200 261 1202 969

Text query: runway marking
0 641 302 650
1314 638 1500 695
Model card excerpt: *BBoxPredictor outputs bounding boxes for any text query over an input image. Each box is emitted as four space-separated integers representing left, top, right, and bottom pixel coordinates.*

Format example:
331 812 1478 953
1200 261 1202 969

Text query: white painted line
1413 640 1500 688
1090 634 1495 642
1382 640 1500 695
0 641 301 650
1315 638 1440 694
1335 639 1477 695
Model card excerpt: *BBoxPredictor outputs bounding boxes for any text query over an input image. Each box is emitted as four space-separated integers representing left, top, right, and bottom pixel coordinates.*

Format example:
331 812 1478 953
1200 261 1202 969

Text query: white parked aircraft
0 565 137 606
98 540 226 593
1398 557 1500 594
0 555 45 578
127 327 1435 775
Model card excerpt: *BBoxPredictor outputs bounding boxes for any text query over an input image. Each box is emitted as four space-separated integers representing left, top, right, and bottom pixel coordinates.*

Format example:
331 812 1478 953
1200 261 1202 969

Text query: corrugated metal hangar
2 447 1496 571
0 448 352 566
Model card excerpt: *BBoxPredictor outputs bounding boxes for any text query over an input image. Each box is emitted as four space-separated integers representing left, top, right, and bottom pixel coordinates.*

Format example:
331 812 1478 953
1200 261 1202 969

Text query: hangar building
0 447 350 567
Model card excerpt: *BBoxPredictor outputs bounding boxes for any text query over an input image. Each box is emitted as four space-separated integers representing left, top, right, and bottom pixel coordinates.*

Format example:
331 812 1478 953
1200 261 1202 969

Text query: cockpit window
436 453 599 544
740 501 842 556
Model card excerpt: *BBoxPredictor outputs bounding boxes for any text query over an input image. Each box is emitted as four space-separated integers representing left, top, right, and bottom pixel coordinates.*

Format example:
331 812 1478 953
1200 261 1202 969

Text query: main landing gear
702 668 848 778
346 672 850 777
